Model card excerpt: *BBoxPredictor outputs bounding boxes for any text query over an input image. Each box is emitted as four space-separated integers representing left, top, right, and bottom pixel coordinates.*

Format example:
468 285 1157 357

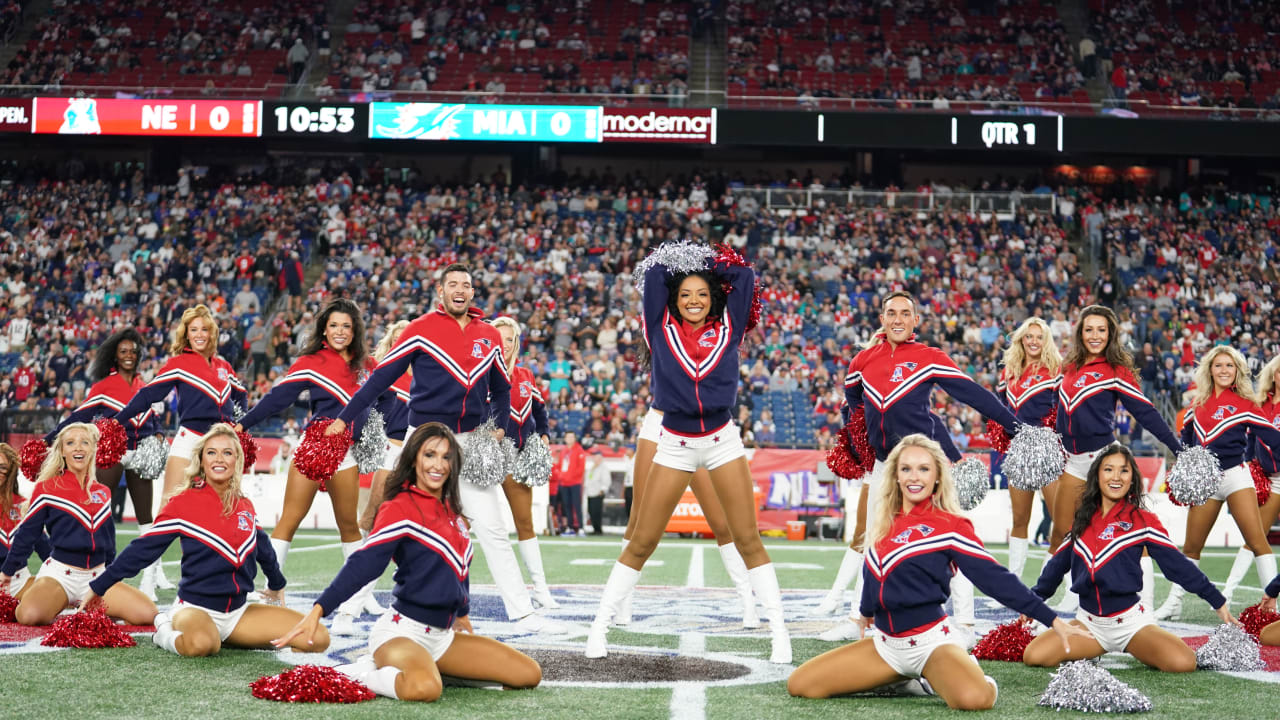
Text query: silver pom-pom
459 420 507 487
1168 445 1222 506
123 435 168 481
232 402 247 422
952 457 989 511
353 410 388 475
1196 623 1265 671
1004 424 1066 491
514 435 553 487
1038 660 1153 713
500 438 518 477
631 240 714 292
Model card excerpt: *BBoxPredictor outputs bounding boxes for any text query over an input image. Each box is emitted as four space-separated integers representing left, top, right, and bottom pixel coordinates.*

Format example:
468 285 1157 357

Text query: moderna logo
602 109 714 144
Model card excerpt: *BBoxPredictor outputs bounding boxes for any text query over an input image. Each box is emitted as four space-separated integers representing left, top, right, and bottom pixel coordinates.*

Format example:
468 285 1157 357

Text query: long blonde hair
168 423 245 516
490 316 522 366
1257 354 1280 404
169 304 220 357
1002 317 1063 383
0 443 18 510
373 320 411 363
869 434 962 547
38 423 99 488
1190 345 1255 407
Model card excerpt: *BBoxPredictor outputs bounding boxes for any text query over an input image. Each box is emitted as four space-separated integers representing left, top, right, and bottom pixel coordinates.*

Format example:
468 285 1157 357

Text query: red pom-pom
292 418 352 492
1239 602 1280 641
985 419 1011 455
19 439 48 480
94 418 128 468
826 427 862 480
1249 460 1271 506
0 591 18 623
41 608 137 648
238 429 260 472
711 242 763 333
1042 405 1058 429
847 407 876 479
971 619 1036 662
250 665 376 703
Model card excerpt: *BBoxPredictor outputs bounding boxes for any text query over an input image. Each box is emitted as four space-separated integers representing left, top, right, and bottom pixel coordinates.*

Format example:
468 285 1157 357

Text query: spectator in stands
554 431 586 536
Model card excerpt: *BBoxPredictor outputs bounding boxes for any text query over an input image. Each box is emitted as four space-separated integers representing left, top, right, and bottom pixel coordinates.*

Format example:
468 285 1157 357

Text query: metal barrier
728 187 1057 218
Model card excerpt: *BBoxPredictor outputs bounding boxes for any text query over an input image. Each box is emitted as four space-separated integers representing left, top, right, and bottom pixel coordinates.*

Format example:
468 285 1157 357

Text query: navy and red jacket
2 472 114 574
338 306 510 436
1266 572 1279 599
507 364 549 450
998 364 1061 426
115 350 247 434
1057 357 1181 455
1033 500 1223 616
1181 389 1280 470
642 260 752 436
46 371 161 449
1 494 51 571
315 485 472 628
89 480 283 613
373 373 412 442
1251 394 1280 475
862 499 1058 635
845 340 1019 462
238 346 371 439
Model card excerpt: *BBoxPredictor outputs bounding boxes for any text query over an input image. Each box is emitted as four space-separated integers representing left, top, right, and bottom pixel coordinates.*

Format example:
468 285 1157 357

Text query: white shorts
1077 601 1154 653
6 567 29 595
653 422 745 473
336 448 357 473
1271 472 1280 495
872 617 964 678
173 598 250 641
36 557 105 606
367 608 455 659
168 426 205 462
1213 463 1255 503
1063 447 1106 480
379 439 404 472
638 407 663 444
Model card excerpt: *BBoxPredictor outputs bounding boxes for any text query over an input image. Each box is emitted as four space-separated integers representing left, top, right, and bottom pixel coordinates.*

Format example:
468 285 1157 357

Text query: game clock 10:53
263 102 366 137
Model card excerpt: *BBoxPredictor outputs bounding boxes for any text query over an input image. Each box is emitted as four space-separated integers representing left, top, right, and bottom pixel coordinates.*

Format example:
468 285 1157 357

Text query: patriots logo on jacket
1073 371 1105 388
471 342 484 358
236 510 255 531
90 489 109 505
358 369 371 384
1273 414 1280 429
1211 405 1237 420
889 362 919 383
478 338 492 347
7 507 17 521
1021 374 1044 389
218 368 229 382
890 523 935 544
698 328 719 348
1098 520 1133 540
519 382 531 398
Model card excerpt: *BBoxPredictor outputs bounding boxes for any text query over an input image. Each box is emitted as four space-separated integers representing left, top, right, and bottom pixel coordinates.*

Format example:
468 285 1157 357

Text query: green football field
4 530 1277 720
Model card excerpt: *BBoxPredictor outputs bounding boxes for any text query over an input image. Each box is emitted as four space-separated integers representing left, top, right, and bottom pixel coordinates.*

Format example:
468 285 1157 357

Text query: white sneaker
814 591 844 616
817 620 862 642
1153 595 1182 621
513 611 568 635
584 622 608 658
331 612 358 636
985 674 999 704
361 593 386 615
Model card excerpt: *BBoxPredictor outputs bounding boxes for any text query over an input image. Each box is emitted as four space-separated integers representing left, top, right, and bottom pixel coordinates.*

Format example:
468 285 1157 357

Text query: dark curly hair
1070 442 1145 541
91 328 146 382
297 298 368 374
664 270 728 326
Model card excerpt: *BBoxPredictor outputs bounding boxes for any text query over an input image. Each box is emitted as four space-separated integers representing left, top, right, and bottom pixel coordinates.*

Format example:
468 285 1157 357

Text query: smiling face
437 270 475 318
115 339 139 373
895 445 937 511
497 324 518 368
879 295 918 345
201 434 240 487
1210 352 1237 390
1021 324 1045 362
187 316 214 357
324 312 355 355
415 436 452 498
677 274 712 326
1081 314 1109 360
1095 451 1133 505
62 428 94 478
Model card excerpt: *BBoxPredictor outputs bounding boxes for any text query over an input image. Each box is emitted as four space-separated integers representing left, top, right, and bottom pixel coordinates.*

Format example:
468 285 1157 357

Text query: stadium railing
728 187 1058 219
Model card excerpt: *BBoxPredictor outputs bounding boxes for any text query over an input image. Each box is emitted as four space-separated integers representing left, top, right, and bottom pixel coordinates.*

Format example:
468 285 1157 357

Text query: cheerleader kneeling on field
1024 443 1238 671
0 442 48 600
274 424 541 702
83 424 326 656
789 434 1087 709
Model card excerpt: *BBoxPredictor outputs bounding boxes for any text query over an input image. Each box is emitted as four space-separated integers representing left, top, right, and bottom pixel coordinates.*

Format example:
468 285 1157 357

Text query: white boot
1255 553 1277 598
816 547 862 615
1055 590 1079 613
1008 536 1029 580
1154 558 1194 621
152 612 181 654
951 571 975 625
139 562 158 602
1222 546 1254 605
718 543 759 628
1139 556 1155 612
518 537 560 610
747 563 792 664
357 665 402 700
269 538 291 571
335 541 369 634
614 540 634 626
139 523 173 592
586 562 641 658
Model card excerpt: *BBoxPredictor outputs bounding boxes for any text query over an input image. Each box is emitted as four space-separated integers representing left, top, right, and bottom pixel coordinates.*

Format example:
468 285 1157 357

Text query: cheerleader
788 435 1085 707
358 320 411 535
1024 443 1237 670
0 443 48 600
0 424 156 625
1229 354 1280 605
234 298 377 634
1153 346 1279 620
586 248 788 662
818 291 1022 641
82 424 327 656
46 329 165 597
114 305 246 592
273 424 542 702
491 317 559 610
996 317 1063 580
1051 305 1183 613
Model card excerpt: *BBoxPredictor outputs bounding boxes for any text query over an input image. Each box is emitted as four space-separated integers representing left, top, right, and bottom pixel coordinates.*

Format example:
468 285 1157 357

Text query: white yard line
686 544 705 589
671 548 709 720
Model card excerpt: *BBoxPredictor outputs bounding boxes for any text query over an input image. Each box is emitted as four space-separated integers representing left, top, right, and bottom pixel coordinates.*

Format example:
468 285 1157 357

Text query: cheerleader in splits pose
586 248 787 662
996 317 1063 580
47 329 164 597
1154 346 1280 620
83 424 327 656
235 298 381 634
789 435 1085 707
1223 353 1280 605
0 424 156 625
1051 306 1182 613
819 291 1022 641
115 306 246 592
0 443 48 599
358 320 411 535
274 424 541 702
1025 444 1238 670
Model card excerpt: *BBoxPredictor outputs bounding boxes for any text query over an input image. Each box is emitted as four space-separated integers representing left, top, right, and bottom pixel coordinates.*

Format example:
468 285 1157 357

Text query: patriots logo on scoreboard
889 362 919 383
236 511 254 531
1021 374 1044 389
1073 371 1105 388
1211 405 1237 420
890 523 935 544
698 328 719 348
1098 520 1133 540
472 342 484 358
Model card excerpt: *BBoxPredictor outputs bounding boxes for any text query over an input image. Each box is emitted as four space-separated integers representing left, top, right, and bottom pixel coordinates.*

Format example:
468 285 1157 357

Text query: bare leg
123 468 154 525
434 633 542 689
1181 499 1224 559
1009 486 1035 539
160 455 191 505
226 604 330 652
787 638 902 698
326 466 364 543
271 462 322 542
1123 624 1196 672
101 581 158 625
706 457 768 568
1224 487 1275 556
624 439 656 541
851 483 868 551
1261 619 1280 647
502 478 536 541
621 464 693 570
371 638 443 702
1023 619 1105 666
13 578 69 625
920 643 998 710
1049 473 1084 552
171 606 223 656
